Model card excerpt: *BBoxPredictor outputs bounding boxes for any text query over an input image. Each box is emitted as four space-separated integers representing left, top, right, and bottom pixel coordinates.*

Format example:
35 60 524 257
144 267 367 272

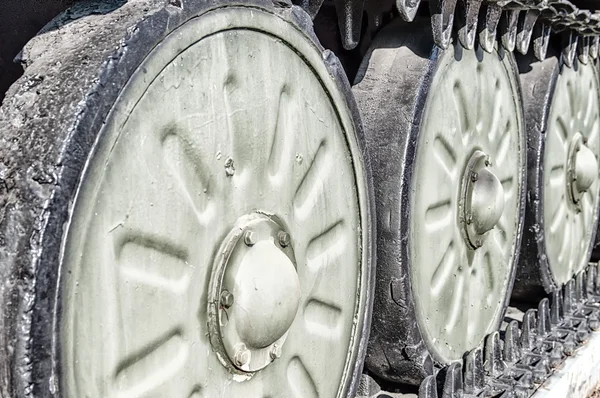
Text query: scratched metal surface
531 331 600 398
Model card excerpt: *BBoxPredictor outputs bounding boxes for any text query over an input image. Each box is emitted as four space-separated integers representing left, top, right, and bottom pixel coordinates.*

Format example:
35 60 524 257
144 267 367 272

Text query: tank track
300 0 600 66
357 262 600 397
1 1 599 397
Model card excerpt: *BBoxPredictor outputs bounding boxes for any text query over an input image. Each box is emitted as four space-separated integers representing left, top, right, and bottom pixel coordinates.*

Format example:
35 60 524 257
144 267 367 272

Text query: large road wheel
516 54 600 297
0 1 374 397
353 22 526 384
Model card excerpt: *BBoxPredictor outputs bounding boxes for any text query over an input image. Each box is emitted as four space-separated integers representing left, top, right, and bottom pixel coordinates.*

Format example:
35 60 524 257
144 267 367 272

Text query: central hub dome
460 150 505 249
567 133 599 210
208 213 302 373
234 240 301 349
470 168 505 236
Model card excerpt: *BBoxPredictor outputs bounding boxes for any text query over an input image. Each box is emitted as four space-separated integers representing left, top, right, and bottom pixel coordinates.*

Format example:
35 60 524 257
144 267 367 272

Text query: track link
358 263 600 397
301 0 600 66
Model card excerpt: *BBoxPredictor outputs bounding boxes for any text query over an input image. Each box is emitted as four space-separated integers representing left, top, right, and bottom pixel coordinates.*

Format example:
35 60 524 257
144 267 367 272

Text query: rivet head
471 172 478 182
220 290 234 308
485 156 491 167
269 344 282 360
278 231 290 248
234 345 251 366
244 230 256 246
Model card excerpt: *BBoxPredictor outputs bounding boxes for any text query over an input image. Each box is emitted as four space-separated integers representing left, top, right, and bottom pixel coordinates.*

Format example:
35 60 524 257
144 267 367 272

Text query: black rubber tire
592 231 600 262
513 51 561 299
0 1 375 396
352 22 436 386
353 22 526 385
514 53 600 300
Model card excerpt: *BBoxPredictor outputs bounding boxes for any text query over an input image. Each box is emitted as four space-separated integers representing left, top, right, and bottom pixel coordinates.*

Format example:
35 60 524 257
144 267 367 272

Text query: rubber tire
353 22 526 385
514 52 600 299
0 1 375 396
592 231 600 262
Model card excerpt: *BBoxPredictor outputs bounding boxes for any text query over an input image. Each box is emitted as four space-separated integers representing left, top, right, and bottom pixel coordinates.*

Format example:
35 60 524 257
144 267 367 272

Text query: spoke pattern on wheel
550 201 566 233
117 233 190 285
268 88 294 178
431 241 457 296
446 275 466 332
305 220 346 270
549 164 565 187
454 81 473 133
304 298 343 337
301 219 353 337
544 61 600 285
500 176 514 204
482 251 494 292
287 357 319 398
410 47 523 362
293 141 331 217
163 132 215 222
496 125 512 164
62 14 367 398
116 269 188 349
425 199 453 231
488 80 502 142
589 120 600 145
114 330 188 398
433 136 458 177
189 388 204 398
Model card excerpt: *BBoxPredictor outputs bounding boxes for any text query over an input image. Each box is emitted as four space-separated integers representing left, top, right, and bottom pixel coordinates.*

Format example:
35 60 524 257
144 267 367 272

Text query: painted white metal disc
410 47 525 363
543 61 600 286
59 7 370 398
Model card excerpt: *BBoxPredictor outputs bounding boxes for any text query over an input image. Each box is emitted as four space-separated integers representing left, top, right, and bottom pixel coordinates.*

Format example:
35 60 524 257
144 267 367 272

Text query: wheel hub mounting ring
208 213 301 374
567 132 598 211
459 150 505 249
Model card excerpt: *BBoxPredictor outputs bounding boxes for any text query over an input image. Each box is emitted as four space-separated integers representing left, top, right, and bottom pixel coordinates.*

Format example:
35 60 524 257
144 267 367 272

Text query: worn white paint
532 331 600 398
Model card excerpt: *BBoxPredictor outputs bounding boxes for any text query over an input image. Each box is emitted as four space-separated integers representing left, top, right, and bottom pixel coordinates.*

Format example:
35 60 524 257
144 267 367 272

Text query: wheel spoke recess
543 61 600 286
60 6 371 397
410 45 524 363
354 22 524 377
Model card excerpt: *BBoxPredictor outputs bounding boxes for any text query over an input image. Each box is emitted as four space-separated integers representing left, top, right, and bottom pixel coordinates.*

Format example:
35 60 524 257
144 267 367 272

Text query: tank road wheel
0 1 374 397
353 23 525 383
516 55 600 295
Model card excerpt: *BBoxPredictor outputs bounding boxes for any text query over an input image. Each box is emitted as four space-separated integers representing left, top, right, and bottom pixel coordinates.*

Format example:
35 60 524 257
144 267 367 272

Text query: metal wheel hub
460 151 505 249
567 133 598 210
208 213 300 373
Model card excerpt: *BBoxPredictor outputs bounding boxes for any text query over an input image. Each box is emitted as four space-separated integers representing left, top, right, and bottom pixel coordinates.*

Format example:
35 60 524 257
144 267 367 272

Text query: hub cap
60 7 370 397
544 61 600 285
208 214 301 373
410 46 524 363
567 133 598 209
460 151 505 249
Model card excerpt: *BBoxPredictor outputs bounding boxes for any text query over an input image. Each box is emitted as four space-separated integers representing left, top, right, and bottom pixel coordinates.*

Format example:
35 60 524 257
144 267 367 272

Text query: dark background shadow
0 0 126 102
